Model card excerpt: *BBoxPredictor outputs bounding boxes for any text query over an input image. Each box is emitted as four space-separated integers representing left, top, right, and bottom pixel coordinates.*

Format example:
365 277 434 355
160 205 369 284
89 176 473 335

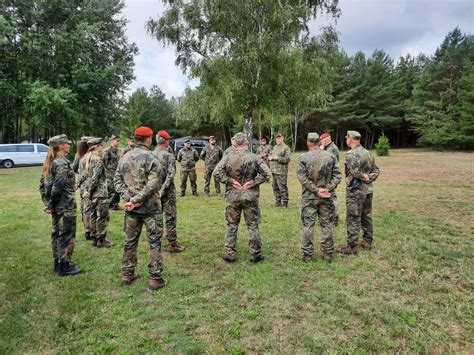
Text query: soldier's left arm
160 155 176 193
296 156 318 193
368 153 380 183
194 149 200 161
84 157 103 194
213 156 231 184
113 164 132 202
346 152 364 179
278 146 291 164
130 156 161 205
48 161 69 209
251 158 271 186
199 147 206 161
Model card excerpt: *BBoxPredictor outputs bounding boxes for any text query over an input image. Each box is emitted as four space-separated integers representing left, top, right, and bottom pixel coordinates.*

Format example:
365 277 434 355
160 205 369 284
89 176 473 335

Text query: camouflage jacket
213 148 270 203
296 148 342 200
269 143 291 175
71 154 80 173
324 142 340 163
153 147 176 197
177 147 199 171
256 144 271 165
40 155 76 210
83 151 108 199
114 144 162 215
103 146 120 180
200 144 223 171
345 144 380 195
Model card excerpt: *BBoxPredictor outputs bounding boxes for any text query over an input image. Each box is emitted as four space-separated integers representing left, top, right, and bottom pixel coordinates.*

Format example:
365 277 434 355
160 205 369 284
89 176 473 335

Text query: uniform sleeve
200 147 206 161
213 155 232 184
177 149 183 162
368 154 380 183
345 152 364 179
278 146 291 164
84 156 104 194
327 159 342 192
113 163 132 202
48 161 69 209
130 156 161 205
296 156 318 193
160 154 176 193
250 158 270 187
194 149 199 161
39 175 51 207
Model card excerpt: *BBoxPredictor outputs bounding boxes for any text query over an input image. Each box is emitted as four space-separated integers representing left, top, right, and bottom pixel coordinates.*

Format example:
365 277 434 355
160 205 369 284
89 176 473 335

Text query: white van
0 143 49 168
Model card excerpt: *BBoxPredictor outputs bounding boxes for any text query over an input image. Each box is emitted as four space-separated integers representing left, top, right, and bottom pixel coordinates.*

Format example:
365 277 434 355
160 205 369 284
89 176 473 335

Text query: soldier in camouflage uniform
320 132 340 227
213 132 270 263
82 138 113 248
153 130 184 253
339 130 380 255
103 135 121 210
297 133 342 263
121 137 135 156
114 126 165 291
39 134 81 276
200 135 223 196
256 136 271 166
177 139 200 196
269 133 291 207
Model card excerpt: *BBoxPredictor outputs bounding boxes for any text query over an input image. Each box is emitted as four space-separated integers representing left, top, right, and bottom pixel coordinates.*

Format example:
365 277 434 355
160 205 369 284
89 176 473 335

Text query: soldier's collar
135 143 150 151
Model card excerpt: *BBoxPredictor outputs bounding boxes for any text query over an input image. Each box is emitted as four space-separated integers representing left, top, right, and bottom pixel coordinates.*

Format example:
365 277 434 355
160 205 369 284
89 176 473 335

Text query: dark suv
170 137 209 157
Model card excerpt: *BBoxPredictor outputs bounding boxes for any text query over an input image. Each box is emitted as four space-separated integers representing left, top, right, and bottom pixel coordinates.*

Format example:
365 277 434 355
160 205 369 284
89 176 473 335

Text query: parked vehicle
0 143 49 168
170 137 209 157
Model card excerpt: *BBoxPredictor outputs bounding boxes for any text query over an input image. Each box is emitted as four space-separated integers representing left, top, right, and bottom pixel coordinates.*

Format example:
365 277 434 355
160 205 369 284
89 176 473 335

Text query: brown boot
148 278 166 291
122 273 138 285
301 254 312 263
168 241 185 253
97 238 114 248
92 238 98 247
281 201 288 208
322 253 333 263
223 254 236 263
274 201 281 207
337 245 358 256
360 240 373 251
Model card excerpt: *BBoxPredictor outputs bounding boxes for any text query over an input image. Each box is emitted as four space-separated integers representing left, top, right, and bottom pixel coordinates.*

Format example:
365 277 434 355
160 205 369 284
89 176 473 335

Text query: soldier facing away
269 132 291 207
256 136 271 167
177 138 200 196
114 126 165 291
153 130 185 253
213 132 271 263
296 133 342 263
200 135 223 196
39 134 81 276
103 135 121 210
338 130 380 255
74 137 93 241
320 132 340 226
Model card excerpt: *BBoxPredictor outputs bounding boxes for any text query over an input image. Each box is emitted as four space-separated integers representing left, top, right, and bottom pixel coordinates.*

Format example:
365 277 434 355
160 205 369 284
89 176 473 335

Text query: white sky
122 0 474 98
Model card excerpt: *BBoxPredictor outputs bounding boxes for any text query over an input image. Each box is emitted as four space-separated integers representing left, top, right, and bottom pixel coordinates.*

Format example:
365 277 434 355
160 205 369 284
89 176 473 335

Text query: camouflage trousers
90 197 109 240
346 192 373 247
224 199 262 258
81 196 92 235
204 167 221 194
106 177 120 208
51 208 76 262
161 190 177 243
300 198 334 256
272 174 288 203
180 169 197 194
330 194 339 227
122 213 163 280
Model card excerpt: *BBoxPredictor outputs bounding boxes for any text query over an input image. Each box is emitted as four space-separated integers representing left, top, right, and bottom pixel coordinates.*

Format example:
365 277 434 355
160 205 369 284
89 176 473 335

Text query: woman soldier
39 134 81 276
74 137 93 240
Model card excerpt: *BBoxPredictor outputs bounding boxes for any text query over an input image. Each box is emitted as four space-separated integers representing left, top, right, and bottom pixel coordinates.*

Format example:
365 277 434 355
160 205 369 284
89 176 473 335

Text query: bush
375 134 390 156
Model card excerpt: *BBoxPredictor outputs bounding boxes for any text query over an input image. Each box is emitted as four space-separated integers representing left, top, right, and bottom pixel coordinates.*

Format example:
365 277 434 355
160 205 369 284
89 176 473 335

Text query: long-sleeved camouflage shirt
200 144 223 171
40 155 76 210
269 143 291 175
213 148 270 203
324 142 340 163
345 144 380 195
83 151 108 199
153 146 176 197
296 148 342 200
103 146 120 180
177 147 199 171
256 144 271 166
114 144 162 215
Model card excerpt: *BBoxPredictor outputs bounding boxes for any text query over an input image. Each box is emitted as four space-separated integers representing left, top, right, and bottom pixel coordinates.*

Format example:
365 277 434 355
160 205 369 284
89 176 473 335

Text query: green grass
0 149 473 353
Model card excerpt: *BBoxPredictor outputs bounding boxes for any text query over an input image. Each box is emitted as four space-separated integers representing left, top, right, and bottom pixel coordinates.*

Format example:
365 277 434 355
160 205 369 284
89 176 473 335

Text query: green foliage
375 134 390 156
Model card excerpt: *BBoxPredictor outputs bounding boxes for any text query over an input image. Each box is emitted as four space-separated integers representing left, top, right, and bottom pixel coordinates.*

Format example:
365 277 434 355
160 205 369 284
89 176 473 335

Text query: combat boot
322 253 333 263
360 240 373 251
58 261 81 276
84 232 92 241
97 237 114 248
168 241 185 253
192 191 199 196
301 254 312 263
148 277 166 291
274 200 281 207
250 254 265 263
180 191 185 197
337 245 358 256
223 254 236 263
54 258 59 273
92 238 99 247
122 273 138 285
281 201 288 208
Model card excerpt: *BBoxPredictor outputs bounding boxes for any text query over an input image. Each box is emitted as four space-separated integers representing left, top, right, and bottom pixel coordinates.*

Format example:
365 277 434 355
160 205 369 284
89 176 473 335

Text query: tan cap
232 132 248 145
48 134 72 147
307 132 320 143
87 137 103 147
345 130 361 140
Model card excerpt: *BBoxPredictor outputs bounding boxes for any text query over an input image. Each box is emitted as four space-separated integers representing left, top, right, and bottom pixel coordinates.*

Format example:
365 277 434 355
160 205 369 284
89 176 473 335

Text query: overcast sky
122 0 474 98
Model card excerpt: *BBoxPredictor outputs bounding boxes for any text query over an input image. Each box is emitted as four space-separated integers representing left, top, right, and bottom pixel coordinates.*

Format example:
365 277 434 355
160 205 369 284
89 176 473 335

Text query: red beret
134 126 153 137
275 132 283 138
320 133 330 139
157 130 171 140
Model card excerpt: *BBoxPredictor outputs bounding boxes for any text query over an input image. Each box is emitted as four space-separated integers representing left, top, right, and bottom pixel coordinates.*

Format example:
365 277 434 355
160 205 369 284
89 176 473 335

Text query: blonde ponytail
43 146 58 180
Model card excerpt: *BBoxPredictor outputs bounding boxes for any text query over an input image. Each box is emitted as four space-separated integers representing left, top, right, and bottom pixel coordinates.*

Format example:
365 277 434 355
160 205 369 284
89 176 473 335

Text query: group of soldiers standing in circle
39 126 379 291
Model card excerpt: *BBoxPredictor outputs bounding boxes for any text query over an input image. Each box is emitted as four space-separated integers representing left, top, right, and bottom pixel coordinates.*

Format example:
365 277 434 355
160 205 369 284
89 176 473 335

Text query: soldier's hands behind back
317 188 331 199
232 180 243 189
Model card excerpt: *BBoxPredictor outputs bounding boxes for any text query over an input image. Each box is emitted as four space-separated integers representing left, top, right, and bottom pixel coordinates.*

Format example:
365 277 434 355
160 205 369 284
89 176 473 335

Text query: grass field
0 149 473 353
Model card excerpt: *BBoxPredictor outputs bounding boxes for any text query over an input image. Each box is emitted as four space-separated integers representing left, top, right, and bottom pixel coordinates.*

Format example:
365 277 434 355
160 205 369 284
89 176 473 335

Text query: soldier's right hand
232 180 243 189
317 189 331 198
44 207 53 214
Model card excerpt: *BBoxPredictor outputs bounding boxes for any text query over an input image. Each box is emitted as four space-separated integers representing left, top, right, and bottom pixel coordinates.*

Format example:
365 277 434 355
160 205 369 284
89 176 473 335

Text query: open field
0 149 473 353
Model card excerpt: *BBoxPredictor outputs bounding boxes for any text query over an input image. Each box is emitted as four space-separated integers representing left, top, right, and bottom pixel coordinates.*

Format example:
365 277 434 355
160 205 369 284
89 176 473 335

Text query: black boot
85 232 92 241
58 261 81 276
54 258 59 273
250 254 265 263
